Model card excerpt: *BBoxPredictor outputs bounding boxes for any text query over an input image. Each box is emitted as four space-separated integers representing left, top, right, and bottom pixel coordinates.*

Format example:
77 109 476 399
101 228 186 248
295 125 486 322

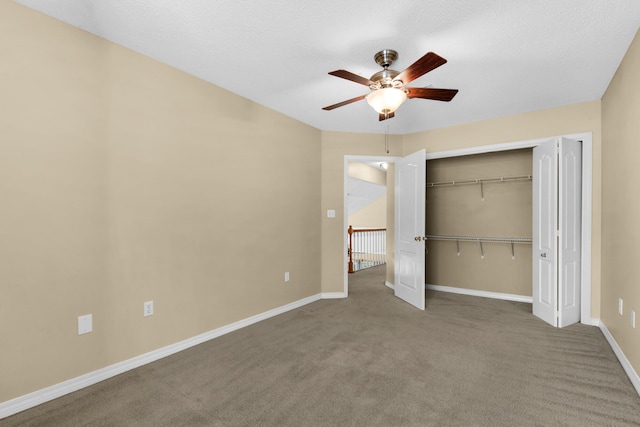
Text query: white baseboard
426 284 533 303
0 293 323 420
321 292 347 299
385 281 394 290
598 321 640 396
587 317 601 327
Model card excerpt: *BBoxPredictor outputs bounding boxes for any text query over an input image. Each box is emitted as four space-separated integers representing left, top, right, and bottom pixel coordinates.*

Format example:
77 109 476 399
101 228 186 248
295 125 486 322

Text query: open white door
558 138 582 327
394 150 426 310
533 138 581 327
533 139 558 326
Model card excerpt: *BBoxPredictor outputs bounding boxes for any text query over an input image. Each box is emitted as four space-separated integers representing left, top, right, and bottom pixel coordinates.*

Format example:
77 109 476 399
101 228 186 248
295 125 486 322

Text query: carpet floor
4 265 640 426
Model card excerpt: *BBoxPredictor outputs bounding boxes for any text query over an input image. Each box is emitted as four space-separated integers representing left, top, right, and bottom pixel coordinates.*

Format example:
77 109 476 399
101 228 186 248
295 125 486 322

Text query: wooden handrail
349 227 387 233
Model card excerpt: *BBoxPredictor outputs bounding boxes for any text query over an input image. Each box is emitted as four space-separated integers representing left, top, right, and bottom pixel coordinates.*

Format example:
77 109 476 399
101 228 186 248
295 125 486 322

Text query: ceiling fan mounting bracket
374 49 398 69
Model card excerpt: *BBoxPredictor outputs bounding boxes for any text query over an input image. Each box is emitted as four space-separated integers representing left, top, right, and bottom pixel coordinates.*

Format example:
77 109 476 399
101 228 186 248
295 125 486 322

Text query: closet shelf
425 235 532 244
426 174 532 188
425 235 531 259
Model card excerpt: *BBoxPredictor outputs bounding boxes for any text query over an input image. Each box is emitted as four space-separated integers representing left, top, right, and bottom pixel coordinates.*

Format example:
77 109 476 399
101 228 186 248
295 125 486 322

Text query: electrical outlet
78 314 93 335
632 310 636 329
284 272 290 282
144 300 154 317
619 298 624 316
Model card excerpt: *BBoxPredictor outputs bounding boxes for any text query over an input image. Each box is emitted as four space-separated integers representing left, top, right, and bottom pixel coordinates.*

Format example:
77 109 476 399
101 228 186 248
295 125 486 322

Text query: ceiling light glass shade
366 87 407 114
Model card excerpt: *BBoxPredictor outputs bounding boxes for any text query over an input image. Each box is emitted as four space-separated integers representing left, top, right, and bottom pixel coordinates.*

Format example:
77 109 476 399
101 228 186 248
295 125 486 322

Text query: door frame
342 131 592 324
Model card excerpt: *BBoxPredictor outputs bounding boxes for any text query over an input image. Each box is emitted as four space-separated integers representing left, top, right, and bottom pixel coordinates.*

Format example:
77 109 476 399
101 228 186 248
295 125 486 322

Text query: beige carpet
4 265 640 426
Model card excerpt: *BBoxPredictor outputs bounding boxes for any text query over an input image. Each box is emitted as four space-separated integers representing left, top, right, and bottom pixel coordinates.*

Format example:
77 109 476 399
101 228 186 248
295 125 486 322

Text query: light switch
144 301 154 317
327 210 336 218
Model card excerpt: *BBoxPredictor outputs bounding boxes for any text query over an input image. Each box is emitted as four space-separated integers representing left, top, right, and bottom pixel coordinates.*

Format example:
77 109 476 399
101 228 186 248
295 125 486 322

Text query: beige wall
348 162 386 185
0 2 321 403
403 101 602 317
601 29 640 375
426 150 533 296
348 196 387 229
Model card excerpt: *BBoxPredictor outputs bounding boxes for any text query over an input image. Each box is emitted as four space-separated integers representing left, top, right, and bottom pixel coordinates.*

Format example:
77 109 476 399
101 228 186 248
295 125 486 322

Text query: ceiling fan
322 49 458 121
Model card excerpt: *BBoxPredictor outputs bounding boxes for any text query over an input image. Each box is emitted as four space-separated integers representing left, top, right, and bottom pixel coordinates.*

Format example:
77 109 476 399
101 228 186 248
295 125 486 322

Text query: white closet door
558 138 582 327
533 138 582 327
533 139 558 326
394 150 426 310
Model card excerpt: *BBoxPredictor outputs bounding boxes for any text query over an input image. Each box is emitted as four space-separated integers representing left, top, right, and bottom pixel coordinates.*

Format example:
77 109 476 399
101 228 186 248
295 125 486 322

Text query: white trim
385 281 395 290
589 318 601 327
425 139 542 160
0 294 323 420
578 133 593 324
321 292 347 299
599 321 640 396
423 133 591 161
426 284 533 303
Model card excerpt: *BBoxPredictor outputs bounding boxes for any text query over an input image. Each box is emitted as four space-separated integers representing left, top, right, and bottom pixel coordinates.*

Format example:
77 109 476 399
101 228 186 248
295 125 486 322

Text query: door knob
414 236 421 241
540 252 547 258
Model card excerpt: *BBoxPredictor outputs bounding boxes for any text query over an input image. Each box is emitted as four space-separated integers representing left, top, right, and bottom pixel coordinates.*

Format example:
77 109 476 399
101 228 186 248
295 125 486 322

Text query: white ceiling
14 0 640 135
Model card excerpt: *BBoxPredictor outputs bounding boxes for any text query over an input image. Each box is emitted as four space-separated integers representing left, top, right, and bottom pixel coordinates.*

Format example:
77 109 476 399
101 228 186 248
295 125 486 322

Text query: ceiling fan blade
322 94 368 110
328 70 373 86
379 112 395 121
395 52 447 85
406 87 458 102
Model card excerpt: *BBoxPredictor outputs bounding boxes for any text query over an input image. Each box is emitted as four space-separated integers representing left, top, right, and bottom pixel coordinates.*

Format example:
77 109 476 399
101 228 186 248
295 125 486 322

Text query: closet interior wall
426 149 533 297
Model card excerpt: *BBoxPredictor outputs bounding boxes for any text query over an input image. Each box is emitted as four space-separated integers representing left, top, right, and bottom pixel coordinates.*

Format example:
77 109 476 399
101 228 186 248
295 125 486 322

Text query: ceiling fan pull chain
385 125 389 153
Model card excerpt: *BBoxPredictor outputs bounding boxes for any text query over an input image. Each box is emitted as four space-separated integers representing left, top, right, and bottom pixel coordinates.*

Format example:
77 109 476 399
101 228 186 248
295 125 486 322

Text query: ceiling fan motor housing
370 50 403 90
370 69 402 89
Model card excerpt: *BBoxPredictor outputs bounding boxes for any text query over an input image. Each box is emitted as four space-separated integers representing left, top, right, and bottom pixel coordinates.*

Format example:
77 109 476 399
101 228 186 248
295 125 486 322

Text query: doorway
343 155 398 296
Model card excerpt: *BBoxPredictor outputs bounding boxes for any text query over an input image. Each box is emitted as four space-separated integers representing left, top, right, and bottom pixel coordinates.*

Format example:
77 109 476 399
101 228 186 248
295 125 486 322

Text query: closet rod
425 235 532 244
426 174 532 188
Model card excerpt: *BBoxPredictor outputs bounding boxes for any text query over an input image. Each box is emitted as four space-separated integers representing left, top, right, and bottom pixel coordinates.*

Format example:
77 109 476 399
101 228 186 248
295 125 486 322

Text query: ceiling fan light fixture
366 87 407 114
323 50 457 119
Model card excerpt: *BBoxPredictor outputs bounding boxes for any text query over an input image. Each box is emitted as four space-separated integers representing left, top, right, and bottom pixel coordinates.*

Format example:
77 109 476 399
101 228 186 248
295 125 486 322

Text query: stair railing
348 225 387 273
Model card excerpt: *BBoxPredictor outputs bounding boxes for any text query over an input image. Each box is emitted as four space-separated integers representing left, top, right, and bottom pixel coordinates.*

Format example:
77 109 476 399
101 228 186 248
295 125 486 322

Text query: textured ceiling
13 0 640 135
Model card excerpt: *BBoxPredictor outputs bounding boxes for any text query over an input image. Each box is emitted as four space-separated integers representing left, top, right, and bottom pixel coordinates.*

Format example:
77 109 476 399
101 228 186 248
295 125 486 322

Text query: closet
425 149 534 298
391 134 590 326
409 138 583 328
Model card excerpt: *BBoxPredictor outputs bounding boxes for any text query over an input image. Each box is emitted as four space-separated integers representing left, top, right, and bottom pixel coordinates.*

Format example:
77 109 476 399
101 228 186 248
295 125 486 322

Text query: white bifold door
533 138 582 327
394 150 426 310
